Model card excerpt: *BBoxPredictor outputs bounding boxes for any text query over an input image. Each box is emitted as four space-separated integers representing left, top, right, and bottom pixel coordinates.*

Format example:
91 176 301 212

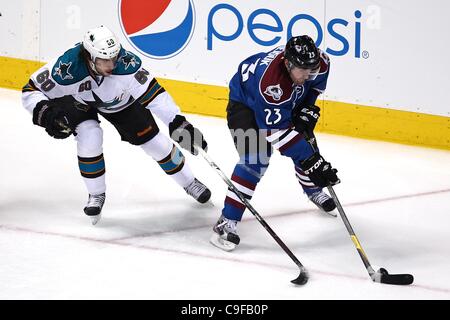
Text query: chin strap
88 59 99 75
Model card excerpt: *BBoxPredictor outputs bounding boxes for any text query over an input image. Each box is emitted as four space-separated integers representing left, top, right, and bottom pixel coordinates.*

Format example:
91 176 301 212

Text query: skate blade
209 233 236 252
90 214 101 225
314 204 337 217
325 210 337 217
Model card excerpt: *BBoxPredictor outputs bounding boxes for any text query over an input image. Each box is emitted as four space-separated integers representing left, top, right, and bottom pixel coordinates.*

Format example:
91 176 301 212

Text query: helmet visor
287 60 321 82
306 64 321 81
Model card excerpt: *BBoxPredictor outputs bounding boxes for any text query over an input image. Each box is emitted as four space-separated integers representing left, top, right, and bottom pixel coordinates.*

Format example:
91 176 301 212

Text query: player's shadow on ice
235 211 416 264
95 198 217 238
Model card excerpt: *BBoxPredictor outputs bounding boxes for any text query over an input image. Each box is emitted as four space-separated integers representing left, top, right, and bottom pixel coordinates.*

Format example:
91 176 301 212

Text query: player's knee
141 132 187 175
238 154 270 178
76 120 103 156
140 131 173 160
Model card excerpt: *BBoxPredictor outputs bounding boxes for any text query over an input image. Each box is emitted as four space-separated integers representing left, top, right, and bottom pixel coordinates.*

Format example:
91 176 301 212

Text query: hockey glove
299 152 340 188
32 100 73 139
292 104 320 135
169 115 208 155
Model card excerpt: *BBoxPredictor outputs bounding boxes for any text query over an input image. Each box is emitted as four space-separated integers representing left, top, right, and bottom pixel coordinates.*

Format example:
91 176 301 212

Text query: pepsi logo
118 0 196 59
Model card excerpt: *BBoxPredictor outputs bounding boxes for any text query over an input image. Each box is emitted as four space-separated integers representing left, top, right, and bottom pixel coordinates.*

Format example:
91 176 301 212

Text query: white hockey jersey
22 43 180 125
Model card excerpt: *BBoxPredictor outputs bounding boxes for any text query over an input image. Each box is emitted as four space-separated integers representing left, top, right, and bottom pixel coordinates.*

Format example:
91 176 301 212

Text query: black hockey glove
169 115 208 155
299 152 340 188
32 100 73 139
292 104 320 135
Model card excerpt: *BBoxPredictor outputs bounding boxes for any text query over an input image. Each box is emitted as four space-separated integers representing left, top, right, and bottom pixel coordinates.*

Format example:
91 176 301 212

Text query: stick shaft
303 132 376 276
327 186 375 275
197 148 306 270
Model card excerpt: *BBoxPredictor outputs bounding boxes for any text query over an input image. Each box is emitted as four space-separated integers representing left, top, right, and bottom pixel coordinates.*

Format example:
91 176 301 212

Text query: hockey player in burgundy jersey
22 26 211 225
211 35 340 251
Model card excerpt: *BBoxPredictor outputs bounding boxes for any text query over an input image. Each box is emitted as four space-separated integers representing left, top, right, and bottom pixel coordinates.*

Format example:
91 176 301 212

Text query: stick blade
374 268 414 285
291 268 309 285
380 273 414 285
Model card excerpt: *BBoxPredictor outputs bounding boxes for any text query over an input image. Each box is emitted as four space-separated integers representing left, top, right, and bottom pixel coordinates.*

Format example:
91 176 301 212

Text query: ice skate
308 190 337 217
83 193 105 225
210 215 240 251
184 178 211 203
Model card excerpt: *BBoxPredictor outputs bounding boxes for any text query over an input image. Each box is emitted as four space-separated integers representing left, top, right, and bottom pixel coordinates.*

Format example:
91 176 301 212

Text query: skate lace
216 217 238 233
225 220 238 233
87 193 105 208
309 192 329 205
184 179 206 198
216 220 228 229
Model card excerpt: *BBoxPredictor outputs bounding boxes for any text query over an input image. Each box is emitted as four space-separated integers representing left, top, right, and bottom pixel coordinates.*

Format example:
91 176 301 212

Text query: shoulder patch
54 61 74 81
52 44 89 85
260 53 294 105
263 84 284 101
114 50 142 75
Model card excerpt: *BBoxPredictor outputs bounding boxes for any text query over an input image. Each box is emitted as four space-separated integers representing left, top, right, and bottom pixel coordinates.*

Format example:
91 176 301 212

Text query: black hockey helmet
284 35 320 69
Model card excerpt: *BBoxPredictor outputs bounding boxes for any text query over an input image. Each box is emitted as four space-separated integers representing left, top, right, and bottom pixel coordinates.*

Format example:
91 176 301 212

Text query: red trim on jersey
225 196 246 210
231 174 256 191
278 133 303 153
317 50 330 75
259 53 294 105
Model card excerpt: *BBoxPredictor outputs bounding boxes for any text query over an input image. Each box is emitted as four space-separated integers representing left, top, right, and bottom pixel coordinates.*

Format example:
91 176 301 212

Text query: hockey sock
141 131 195 188
75 120 106 195
157 145 195 188
222 154 269 221
78 154 106 195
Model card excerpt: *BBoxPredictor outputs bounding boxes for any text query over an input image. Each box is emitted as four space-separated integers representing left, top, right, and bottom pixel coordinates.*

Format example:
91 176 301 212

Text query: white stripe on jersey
232 182 255 197
226 190 245 204
312 87 324 94
271 130 299 150
296 173 315 187
265 128 289 143
296 171 309 180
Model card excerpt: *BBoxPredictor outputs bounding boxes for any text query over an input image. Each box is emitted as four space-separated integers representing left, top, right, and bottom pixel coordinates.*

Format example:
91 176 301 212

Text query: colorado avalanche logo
264 84 284 101
118 0 195 59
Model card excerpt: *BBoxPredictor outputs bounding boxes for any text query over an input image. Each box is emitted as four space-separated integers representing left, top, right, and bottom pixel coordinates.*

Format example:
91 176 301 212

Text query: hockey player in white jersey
22 25 211 225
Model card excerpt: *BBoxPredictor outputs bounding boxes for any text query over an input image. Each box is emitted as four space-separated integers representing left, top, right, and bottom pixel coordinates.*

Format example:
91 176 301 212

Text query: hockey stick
304 133 414 285
196 147 309 285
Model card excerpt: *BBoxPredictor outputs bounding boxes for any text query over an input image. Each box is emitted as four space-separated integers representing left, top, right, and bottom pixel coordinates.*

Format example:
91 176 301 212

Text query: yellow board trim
0 56 44 90
159 79 450 150
1 55 449 150
157 78 229 118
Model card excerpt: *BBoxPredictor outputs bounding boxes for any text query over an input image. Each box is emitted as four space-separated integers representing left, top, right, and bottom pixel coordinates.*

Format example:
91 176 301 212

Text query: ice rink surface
1 88 449 299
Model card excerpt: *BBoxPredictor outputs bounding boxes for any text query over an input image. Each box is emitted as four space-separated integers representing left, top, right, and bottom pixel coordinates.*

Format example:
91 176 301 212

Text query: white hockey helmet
82 25 121 62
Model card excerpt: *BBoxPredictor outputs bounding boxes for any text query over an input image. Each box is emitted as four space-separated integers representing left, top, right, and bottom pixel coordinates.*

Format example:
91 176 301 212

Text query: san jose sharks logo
120 52 139 70
53 61 73 80
82 91 134 110
264 84 283 101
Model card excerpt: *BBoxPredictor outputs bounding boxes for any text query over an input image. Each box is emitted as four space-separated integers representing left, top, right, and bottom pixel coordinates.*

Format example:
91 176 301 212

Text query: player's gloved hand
292 104 320 135
169 115 208 155
32 100 73 139
299 152 340 188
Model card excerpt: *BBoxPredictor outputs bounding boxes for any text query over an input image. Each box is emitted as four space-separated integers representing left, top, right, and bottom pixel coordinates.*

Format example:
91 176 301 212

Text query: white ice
1 88 449 300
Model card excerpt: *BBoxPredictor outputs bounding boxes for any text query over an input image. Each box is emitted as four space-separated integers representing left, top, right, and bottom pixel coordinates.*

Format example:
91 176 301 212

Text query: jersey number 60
36 70 56 92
